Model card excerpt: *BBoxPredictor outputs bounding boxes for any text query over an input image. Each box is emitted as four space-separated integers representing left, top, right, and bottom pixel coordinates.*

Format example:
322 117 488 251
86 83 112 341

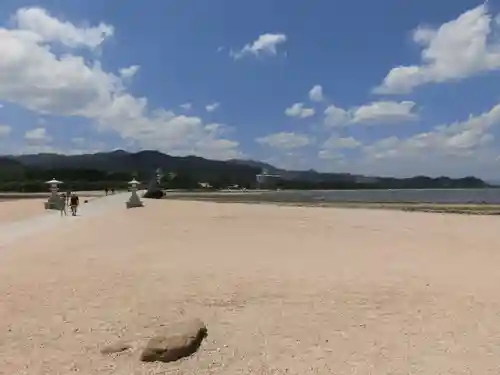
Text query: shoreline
162 193 500 215
3 189 500 215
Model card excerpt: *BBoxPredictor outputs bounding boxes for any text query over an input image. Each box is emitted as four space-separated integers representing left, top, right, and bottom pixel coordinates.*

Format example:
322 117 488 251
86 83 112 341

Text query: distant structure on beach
256 169 281 189
143 168 165 199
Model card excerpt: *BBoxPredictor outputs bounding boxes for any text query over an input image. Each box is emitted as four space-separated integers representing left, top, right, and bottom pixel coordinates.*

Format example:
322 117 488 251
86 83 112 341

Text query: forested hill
0 150 490 191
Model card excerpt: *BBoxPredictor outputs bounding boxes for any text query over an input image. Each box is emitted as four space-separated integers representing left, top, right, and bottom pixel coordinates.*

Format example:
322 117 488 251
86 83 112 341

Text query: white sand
0 194 127 248
0 193 105 225
0 199 51 224
1 199 500 374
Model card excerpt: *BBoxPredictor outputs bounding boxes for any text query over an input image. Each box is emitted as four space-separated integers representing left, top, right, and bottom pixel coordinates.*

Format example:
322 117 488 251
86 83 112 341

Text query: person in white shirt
59 194 67 216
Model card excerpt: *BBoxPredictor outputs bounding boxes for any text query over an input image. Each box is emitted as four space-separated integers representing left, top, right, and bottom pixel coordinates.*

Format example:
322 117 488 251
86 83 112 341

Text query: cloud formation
0 7 242 159
257 132 312 150
324 101 418 126
231 33 287 60
205 103 220 113
24 127 51 144
14 7 114 49
363 103 500 161
374 4 500 94
309 85 324 102
0 4 499 178
285 103 315 118
0 125 11 137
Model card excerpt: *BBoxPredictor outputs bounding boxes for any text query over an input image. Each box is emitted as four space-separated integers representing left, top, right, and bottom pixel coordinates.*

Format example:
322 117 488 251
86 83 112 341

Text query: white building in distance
256 169 282 189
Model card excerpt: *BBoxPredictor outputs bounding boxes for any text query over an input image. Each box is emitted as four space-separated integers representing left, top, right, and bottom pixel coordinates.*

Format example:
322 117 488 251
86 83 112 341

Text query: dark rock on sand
140 318 207 363
100 340 132 355
143 189 165 199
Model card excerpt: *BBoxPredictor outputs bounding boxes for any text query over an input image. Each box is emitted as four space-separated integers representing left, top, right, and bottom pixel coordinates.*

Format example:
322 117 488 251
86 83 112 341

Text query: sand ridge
1 199 500 374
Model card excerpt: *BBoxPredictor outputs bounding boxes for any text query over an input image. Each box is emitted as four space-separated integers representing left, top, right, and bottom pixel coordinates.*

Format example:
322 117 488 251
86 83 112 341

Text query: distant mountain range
0 150 490 189
227 158 378 183
1 150 373 182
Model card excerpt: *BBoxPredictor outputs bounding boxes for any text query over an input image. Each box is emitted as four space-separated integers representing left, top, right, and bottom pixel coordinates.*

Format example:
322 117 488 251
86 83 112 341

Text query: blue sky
0 0 499 178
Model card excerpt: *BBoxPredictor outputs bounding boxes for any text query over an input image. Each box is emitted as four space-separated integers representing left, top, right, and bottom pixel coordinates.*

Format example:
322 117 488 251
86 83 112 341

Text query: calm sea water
260 189 500 204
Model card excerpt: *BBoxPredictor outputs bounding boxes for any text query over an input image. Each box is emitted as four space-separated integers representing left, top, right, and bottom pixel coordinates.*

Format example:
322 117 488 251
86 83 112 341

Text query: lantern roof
45 178 63 184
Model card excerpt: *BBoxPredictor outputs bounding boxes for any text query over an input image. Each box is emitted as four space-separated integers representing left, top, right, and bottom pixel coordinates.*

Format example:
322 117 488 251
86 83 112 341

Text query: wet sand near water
1 199 500 374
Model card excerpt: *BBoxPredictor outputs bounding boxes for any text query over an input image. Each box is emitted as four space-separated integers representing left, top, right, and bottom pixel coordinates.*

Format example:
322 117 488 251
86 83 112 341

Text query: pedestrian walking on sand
59 194 67 217
105 187 109 196
70 193 80 216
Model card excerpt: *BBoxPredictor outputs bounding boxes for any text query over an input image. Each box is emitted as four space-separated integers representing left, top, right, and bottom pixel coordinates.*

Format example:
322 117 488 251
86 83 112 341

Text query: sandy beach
0 193 103 225
0 198 53 224
2 197 500 374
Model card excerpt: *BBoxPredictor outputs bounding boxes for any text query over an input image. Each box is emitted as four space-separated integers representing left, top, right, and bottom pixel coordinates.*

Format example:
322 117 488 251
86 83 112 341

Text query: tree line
0 167 251 192
0 165 490 192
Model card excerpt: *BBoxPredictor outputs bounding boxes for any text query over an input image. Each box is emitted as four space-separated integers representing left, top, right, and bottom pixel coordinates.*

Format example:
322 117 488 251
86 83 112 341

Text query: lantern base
126 201 144 209
44 195 62 210
126 191 144 209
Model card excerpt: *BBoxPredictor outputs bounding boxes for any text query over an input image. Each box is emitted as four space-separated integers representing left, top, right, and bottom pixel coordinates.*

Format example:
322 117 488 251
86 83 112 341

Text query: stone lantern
44 178 63 210
144 167 165 199
126 178 144 208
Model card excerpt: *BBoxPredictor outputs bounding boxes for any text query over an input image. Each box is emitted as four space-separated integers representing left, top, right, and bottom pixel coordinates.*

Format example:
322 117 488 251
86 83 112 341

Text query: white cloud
324 105 349 127
374 4 500 94
0 125 11 137
285 102 315 118
362 102 500 161
8 142 108 156
0 7 242 160
14 7 113 49
231 33 287 60
14 144 59 154
71 137 85 146
324 101 418 126
205 102 220 113
323 136 361 150
318 149 345 160
318 136 361 160
204 123 224 133
256 132 312 150
309 85 324 102
351 101 418 124
119 65 140 79
313 103 500 176
180 103 192 110
24 127 51 144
